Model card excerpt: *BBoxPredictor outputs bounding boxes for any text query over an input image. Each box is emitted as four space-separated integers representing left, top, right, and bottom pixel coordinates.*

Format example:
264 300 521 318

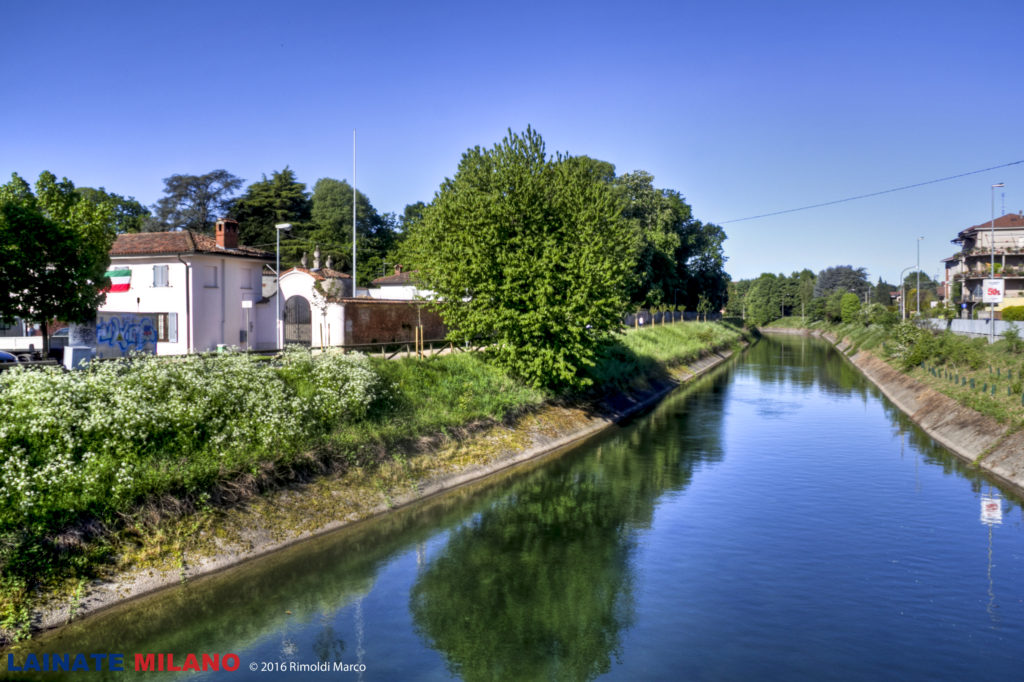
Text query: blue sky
4 0 1024 282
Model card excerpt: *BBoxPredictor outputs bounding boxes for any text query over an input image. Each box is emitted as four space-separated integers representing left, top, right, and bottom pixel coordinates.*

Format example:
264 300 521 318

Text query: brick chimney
394 264 403 275
216 218 239 249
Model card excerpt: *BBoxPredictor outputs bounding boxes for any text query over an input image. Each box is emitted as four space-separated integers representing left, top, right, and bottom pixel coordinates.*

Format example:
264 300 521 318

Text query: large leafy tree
406 127 639 390
77 187 150 233
306 178 399 283
813 265 869 298
744 273 785 326
0 172 117 350
871 277 896 306
228 167 311 248
614 171 683 308
149 169 244 233
609 172 728 312
674 213 729 312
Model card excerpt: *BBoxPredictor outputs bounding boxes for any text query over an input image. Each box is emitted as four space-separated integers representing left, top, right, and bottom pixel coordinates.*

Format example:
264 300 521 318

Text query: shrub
840 293 861 324
1002 326 1024 354
1002 306 1024 321
886 322 935 370
0 351 382 535
864 303 897 327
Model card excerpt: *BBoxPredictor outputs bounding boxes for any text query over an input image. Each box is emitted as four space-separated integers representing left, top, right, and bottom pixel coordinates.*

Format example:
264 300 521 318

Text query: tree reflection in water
410 368 729 681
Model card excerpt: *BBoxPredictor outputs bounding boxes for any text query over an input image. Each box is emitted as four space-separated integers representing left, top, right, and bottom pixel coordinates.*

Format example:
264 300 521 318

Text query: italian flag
106 268 131 293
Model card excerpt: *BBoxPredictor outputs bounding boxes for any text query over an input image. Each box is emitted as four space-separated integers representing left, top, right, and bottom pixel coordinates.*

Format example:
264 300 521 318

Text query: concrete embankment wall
761 327 1024 494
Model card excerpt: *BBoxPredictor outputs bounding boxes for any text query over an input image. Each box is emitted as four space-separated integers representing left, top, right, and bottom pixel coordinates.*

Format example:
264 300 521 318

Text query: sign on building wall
982 278 1005 303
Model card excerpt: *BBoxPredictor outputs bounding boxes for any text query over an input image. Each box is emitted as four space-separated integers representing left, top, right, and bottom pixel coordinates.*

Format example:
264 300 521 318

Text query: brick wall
346 301 447 345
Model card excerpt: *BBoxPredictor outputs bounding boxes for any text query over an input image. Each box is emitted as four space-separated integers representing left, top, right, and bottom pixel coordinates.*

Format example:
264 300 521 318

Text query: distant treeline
727 265 941 326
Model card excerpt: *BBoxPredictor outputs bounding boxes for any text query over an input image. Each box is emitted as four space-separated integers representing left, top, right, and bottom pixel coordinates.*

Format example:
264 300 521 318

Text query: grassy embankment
764 316 1024 426
0 320 746 642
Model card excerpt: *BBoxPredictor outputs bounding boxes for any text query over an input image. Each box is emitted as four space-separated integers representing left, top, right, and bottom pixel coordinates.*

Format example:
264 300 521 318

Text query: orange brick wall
346 301 447 345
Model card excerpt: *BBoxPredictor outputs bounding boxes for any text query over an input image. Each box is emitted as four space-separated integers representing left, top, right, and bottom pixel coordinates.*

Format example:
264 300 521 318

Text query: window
204 265 218 288
153 265 169 287
241 267 253 290
154 313 178 343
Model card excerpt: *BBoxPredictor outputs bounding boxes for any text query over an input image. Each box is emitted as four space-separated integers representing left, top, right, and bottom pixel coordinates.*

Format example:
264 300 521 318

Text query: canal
8 334 1024 680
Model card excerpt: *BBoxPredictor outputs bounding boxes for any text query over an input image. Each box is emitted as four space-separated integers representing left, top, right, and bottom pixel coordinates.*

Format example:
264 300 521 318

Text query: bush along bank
0 321 748 643
761 317 1024 491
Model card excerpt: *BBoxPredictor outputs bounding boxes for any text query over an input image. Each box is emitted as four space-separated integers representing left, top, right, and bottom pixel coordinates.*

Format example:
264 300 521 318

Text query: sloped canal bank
7 334 1024 680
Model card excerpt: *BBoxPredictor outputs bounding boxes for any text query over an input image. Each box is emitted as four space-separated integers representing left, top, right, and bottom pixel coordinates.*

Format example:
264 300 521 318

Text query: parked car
0 350 19 365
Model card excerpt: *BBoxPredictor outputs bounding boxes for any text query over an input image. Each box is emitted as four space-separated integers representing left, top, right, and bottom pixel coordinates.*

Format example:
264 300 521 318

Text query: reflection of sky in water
11 335 1024 681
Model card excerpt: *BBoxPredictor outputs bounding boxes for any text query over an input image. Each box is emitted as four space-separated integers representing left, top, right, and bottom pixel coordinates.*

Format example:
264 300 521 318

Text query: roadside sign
242 300 253 309
982 279 1004 303
981 497 1002 525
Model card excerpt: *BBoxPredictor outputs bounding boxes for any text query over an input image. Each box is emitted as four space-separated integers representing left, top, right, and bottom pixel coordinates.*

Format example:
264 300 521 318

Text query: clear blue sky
4 0 1023 283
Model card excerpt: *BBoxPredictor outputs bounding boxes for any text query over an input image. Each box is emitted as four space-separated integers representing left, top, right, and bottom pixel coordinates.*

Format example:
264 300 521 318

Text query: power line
720 159 1024 224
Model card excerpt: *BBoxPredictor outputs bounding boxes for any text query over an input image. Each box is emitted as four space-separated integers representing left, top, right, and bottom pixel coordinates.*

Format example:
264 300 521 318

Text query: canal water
8 335 1024 680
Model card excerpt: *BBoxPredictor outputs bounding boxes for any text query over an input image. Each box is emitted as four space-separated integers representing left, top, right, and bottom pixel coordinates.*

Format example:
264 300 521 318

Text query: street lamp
991 183 1005 343
917 236 924 316
275 223 292 349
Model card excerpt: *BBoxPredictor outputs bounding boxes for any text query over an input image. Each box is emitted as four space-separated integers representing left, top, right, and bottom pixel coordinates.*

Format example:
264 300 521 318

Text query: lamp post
916 236 924 316
991 183 1005 343
899 265 915 321
275 223 292 349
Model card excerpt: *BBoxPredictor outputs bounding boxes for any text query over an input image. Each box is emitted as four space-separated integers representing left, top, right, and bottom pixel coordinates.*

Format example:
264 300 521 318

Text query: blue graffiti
97 316 158 353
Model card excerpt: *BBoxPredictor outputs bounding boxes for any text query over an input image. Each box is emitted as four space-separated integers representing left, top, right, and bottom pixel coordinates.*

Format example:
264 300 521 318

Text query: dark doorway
284 296 312 346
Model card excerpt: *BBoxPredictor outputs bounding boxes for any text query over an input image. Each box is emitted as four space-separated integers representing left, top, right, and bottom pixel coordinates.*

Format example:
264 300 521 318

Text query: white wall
279 270 346 348
100 256 190 355
99 254 275 354
365 285 435 300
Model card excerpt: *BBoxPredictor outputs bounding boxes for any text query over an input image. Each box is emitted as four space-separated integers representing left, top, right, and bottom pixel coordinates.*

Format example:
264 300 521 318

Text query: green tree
150 169 244 233
228 167 311 248
307 178 398 284
674 214 729 313
823 290 846 322
840 292 861 324
405 127 638 390
796 269 817 318
871 277 895 306
814 265 868 298
0 172 117 351
614 171 681 308
399 201 427 231
725 278 752 318
744 273 783 326
77 187 150 233
901 270 938 292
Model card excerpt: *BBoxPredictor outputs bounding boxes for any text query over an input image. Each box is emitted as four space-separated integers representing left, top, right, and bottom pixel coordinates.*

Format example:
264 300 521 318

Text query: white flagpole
352 129 357 298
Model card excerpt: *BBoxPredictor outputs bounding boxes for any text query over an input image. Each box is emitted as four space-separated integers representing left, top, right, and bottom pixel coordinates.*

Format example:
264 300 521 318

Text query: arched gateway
284 295 312 346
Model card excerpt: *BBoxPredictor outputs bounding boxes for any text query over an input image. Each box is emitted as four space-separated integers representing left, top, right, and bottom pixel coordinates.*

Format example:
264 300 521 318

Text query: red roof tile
960 213 1024 236
372 270 418 285
110 230 273 260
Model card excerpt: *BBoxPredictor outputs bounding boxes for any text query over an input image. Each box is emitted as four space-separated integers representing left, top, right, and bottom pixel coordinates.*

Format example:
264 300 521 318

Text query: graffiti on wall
96 314 158 356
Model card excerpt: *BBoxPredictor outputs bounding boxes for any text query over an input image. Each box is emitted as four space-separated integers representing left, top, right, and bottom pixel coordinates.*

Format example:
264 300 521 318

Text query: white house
366 265 434 300
97 219 277 355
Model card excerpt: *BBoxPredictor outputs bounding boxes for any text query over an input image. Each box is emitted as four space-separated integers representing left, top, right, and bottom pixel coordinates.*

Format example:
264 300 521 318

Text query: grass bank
764 316 1024 426
0 321 747 643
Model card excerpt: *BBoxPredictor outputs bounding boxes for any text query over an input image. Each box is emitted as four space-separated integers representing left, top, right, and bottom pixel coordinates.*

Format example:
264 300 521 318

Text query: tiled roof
372 270 418 285
110 230 274 260
283 267 351 281
959 213 1024 236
